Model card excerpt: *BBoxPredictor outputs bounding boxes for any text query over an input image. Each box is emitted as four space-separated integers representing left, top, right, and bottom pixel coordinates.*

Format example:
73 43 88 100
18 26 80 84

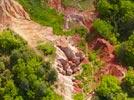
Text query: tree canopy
96 75 127 100
0 30 61 100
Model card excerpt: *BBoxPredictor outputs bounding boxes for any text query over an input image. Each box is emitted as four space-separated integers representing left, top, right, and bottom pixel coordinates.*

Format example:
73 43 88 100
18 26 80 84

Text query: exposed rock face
49 0 98 30
56 38 84 76
64 7 98 30
0 0 30 30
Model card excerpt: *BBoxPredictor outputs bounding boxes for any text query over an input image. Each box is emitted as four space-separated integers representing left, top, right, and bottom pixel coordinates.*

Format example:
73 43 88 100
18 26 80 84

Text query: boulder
58 46 76 61
66 67 73 75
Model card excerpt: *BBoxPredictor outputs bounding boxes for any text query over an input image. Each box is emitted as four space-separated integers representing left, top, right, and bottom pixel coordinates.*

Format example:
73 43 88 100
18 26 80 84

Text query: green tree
0 29 60 100
3 80 21 100
97 0 113 17
116 33 134 66
97 0 134 39
96 75 126 100
122 71 134 97
0 30 26 54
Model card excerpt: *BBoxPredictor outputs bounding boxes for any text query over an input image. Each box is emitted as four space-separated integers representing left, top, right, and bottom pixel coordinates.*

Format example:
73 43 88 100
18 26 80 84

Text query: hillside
0 0 134 100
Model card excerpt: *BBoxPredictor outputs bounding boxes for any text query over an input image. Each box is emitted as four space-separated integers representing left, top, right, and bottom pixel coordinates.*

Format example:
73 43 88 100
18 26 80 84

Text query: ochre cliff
0 0 30 29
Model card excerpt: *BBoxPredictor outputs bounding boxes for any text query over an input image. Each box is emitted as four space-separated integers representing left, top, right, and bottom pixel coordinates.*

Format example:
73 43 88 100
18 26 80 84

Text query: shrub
10 47 40 66
75 27 87 37
0 30 26 54
88 51 97 61
93 19 117 44
116 33 134 66
96 75 126 100
37 42 56 55
122 71 134 97
97 0 113 17
47 68 58 84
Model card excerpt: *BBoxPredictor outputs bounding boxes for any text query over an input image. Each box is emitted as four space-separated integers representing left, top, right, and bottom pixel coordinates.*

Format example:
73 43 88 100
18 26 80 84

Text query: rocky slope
49 0 98 30
0 0 86 100
0 0 30 30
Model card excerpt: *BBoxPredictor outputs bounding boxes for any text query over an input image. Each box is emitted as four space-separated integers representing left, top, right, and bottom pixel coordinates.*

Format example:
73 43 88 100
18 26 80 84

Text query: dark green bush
122 71 134 97
116 34 134 66
47 68 58 84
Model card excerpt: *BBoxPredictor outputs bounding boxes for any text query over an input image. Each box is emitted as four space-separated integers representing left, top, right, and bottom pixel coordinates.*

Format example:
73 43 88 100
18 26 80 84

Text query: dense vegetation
96 75 127 100
93 0 134 100
93 0 134 66
122 71 134 97
116 33 134 66
93 0 134 41
0 30 61 100
95 0 134 40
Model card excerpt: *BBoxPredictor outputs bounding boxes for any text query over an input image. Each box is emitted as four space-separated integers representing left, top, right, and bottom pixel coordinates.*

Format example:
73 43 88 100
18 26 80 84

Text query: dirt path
9 18 74 100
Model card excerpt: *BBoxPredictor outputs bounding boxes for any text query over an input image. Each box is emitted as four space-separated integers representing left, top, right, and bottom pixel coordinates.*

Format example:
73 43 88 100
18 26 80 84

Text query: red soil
48 0 98 30
48 0 126 94
90 38 126 81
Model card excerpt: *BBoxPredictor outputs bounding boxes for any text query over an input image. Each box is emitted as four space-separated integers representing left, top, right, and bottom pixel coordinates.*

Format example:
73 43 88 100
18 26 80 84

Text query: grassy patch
77 39 87 53
37 42 56 56
75 51 104 98
73 93 84 100
17 0 88 36
127 98 134 100
37 42 56 63
17 0 65 35
76 64 94 94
